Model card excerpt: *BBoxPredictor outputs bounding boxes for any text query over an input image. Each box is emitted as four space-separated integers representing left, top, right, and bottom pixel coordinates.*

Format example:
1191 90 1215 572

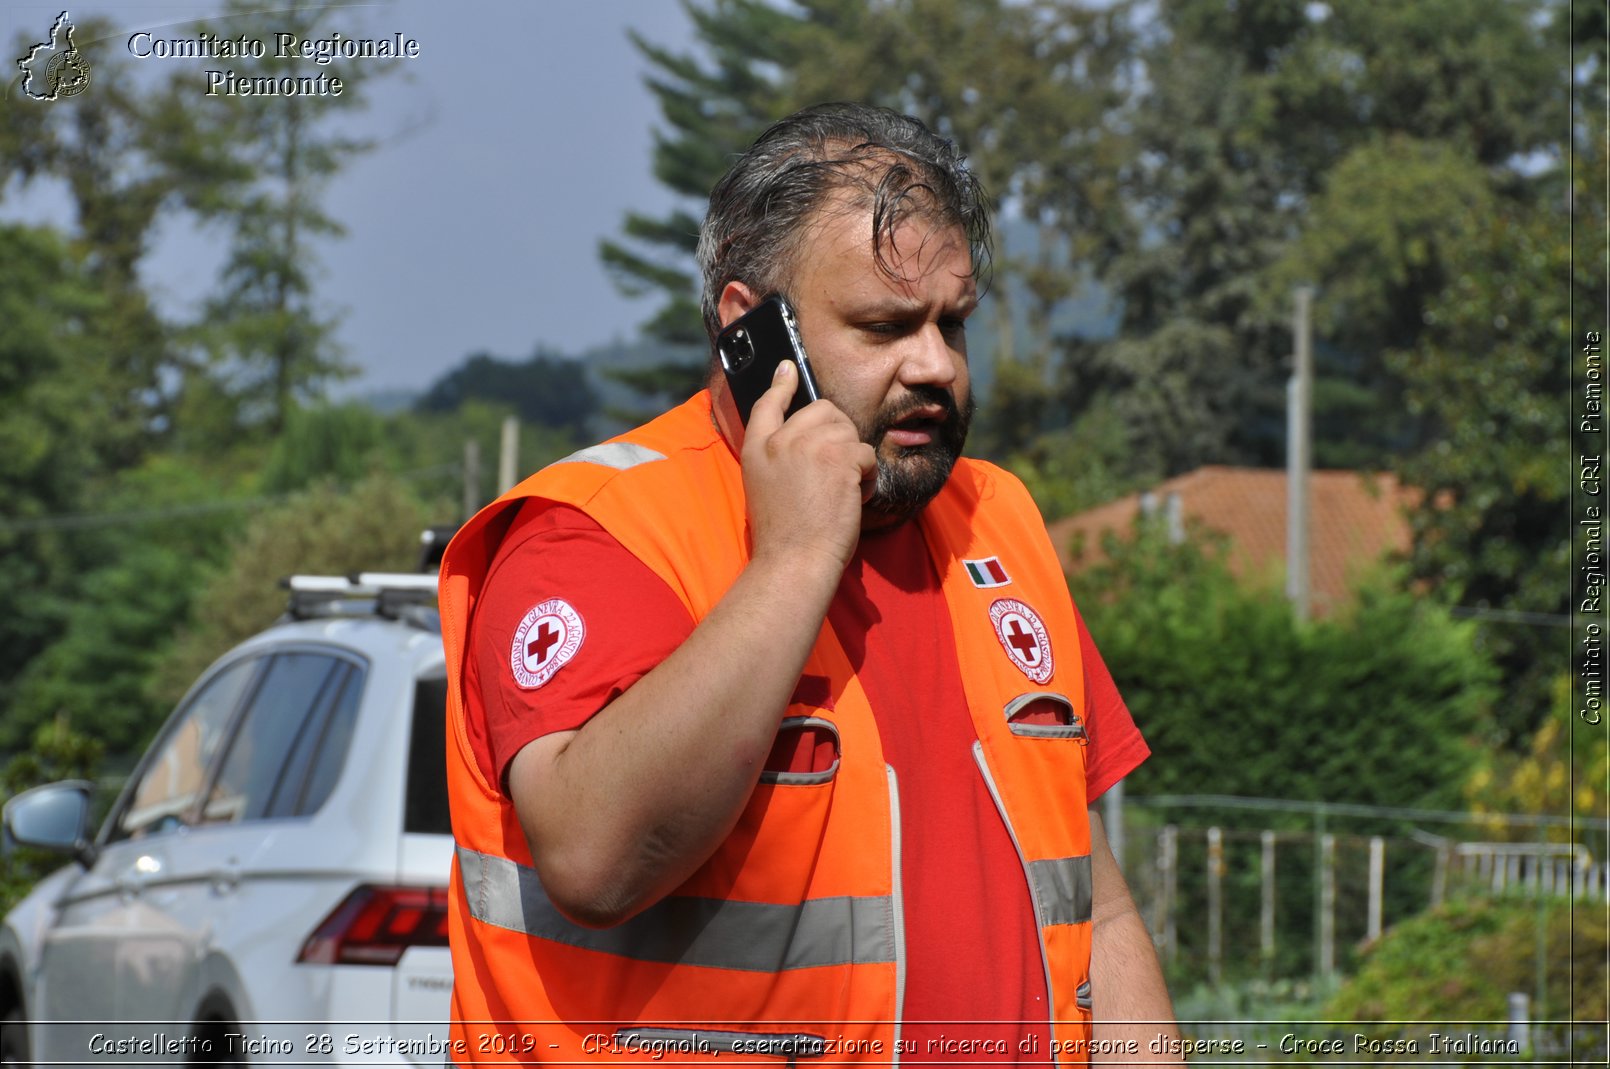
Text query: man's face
785 197 977 528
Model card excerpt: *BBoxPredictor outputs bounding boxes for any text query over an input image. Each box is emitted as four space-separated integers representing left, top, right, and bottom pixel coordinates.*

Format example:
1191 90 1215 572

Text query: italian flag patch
964 557 1011 588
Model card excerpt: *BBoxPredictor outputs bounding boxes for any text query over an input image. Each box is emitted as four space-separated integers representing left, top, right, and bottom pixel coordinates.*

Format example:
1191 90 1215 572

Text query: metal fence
1106 792 1609 987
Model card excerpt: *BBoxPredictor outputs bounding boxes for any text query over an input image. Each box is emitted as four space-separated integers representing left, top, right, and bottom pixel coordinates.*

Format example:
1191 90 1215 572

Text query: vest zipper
885 764 907 1065
972 740 1060 1058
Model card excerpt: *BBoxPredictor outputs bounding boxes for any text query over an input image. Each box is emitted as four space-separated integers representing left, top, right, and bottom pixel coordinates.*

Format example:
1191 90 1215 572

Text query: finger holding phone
719 295 875 578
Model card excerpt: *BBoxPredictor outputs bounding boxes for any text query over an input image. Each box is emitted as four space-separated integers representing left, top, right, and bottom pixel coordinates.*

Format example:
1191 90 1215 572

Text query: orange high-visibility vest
440 391 1095 1066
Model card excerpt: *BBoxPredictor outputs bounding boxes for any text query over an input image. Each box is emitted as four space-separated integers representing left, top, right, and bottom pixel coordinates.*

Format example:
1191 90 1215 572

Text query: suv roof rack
283 573 440 628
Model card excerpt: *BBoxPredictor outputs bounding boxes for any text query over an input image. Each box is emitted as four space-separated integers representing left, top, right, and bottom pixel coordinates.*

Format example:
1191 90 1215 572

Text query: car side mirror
3 780 97 866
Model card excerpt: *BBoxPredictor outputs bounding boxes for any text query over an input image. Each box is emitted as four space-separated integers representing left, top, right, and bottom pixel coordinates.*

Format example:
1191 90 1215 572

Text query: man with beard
439 103 1180 1066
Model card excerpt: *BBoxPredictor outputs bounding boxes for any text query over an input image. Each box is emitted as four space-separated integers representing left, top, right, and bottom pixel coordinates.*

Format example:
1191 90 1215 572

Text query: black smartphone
716 295 821 427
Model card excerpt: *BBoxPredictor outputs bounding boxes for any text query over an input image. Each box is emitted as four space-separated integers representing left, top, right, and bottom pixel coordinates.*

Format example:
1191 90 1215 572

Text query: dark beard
859 385 974 528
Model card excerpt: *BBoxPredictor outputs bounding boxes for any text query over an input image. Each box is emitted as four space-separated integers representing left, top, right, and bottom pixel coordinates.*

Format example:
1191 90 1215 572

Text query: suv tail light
298 885 450 966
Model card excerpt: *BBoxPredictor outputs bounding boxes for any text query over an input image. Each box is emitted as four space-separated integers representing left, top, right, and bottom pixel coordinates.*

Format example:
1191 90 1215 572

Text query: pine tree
185 0 399 434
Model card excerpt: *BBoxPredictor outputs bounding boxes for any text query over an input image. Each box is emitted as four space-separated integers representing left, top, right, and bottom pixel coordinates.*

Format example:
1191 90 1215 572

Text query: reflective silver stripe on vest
970 742 1094 931
550 442 666 470
1028 855 1093 927
457 845 896 971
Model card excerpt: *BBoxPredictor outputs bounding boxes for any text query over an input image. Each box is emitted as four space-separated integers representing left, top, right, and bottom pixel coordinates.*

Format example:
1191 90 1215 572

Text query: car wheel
0 1006 28 1066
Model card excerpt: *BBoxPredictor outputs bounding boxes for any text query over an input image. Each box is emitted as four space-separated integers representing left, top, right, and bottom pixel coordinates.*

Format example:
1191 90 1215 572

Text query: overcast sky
3 1 700 394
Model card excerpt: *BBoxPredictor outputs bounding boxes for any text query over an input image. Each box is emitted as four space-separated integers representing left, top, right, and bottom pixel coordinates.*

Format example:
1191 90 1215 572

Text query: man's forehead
800 196 973 281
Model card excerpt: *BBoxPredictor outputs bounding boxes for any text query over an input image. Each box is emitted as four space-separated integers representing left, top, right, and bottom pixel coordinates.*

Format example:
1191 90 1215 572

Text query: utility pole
462 439 481 522
1260 830 1277 981
1207 826 1224 986
498 416 520 495
1103 779 1125 873
1287 286 1315 622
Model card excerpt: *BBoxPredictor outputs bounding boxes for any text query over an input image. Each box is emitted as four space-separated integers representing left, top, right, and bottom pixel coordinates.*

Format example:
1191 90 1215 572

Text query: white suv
0 574 454 1066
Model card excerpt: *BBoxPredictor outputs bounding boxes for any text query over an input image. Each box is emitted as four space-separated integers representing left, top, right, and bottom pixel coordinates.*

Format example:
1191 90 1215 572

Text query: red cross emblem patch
511 598 585 690
989 598 1054 684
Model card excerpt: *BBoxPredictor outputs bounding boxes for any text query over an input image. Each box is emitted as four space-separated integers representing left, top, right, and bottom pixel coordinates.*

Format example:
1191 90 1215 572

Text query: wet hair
696 101 992 347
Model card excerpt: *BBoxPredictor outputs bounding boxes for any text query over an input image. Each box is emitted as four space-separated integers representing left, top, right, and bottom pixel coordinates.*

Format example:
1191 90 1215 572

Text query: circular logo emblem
47 50 90 98
510 598 585 690
989 598 1054 684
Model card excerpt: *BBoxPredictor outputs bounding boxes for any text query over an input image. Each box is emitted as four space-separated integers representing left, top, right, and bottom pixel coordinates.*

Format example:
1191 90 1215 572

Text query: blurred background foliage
1070 522 1496 811
0 0 1602 1021
1329 896 1607 1058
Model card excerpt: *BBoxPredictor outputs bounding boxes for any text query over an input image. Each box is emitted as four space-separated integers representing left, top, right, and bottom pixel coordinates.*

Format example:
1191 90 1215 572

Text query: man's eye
861 322 903 337
939 317 968 337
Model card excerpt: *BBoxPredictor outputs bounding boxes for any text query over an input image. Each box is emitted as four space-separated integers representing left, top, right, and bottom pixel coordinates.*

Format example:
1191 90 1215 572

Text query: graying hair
696 102 992 349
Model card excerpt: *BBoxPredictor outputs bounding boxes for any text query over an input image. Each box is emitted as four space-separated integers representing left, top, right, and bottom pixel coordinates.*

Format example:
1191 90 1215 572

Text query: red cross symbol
527 620 562 665
1005 618 1040 664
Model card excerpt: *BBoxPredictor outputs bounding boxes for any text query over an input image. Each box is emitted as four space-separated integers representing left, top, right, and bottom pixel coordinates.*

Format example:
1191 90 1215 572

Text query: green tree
416 349 600 439
598 0 802 348
1379 195 1576 743
1071 521 1501 984
0 224 142 716
0 11 412 893
0 714 105 914
151 473 448 707
184 0 397 435
1000 397 1144 521
609 0 1560 479
1268 0 1583 742
4 543 205 757
1466 676 1608 839
1 449 267 756
260 402 389 493
1065 0 1561 478
0 7 394 747
2 17 252 454
0 39 252 747
1071 522 1497 809
593 0 818 415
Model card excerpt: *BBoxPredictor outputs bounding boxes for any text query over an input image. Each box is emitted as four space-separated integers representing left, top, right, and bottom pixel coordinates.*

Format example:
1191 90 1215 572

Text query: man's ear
709 281 762 452
716 281 762 330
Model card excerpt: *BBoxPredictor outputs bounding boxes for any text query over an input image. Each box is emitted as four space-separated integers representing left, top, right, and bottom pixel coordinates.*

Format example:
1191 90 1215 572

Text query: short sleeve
462 502 695 789
1073 604 1150 802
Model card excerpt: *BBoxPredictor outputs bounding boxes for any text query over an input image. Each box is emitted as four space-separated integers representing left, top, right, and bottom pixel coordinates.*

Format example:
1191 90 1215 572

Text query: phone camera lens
725 328 754 370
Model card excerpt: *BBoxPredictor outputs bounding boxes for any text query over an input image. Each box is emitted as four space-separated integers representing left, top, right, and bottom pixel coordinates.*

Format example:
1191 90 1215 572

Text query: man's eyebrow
853 297 927 318
852 293 979 318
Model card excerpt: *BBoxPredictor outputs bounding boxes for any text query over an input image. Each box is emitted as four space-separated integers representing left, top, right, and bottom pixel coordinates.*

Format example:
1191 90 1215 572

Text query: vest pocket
759 715 841 785
1003 691 1088 741
699 712 842 897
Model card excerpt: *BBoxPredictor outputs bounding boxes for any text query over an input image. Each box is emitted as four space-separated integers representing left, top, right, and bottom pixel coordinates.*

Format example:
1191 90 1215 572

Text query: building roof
1045 466 1419 615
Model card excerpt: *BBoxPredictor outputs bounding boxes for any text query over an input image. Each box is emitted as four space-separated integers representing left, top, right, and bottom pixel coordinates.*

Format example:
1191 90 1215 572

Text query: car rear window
290 665 363 816
406 675 451 834
204 652 346 825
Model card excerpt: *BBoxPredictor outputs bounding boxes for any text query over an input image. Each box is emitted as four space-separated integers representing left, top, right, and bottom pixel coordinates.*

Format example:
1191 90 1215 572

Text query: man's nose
897 322 961 388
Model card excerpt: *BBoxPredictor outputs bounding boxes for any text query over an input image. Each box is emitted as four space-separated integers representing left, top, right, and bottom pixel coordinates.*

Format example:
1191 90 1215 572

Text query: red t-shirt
466 502 1150 1059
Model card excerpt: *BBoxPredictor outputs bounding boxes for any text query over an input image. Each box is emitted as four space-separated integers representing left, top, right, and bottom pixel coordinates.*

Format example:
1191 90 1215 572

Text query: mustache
874 385 960 434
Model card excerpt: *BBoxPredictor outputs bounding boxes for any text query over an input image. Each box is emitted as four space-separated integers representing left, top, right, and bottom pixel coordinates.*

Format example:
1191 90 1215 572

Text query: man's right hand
508 361 868 929
741 361 877 577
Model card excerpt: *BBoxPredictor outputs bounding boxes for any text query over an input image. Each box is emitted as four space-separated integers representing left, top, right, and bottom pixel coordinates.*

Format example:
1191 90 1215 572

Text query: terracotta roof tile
1046 466 1418 615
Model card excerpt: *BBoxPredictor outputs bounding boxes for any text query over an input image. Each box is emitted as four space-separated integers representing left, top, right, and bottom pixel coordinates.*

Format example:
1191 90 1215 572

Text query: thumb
745 360 796 439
